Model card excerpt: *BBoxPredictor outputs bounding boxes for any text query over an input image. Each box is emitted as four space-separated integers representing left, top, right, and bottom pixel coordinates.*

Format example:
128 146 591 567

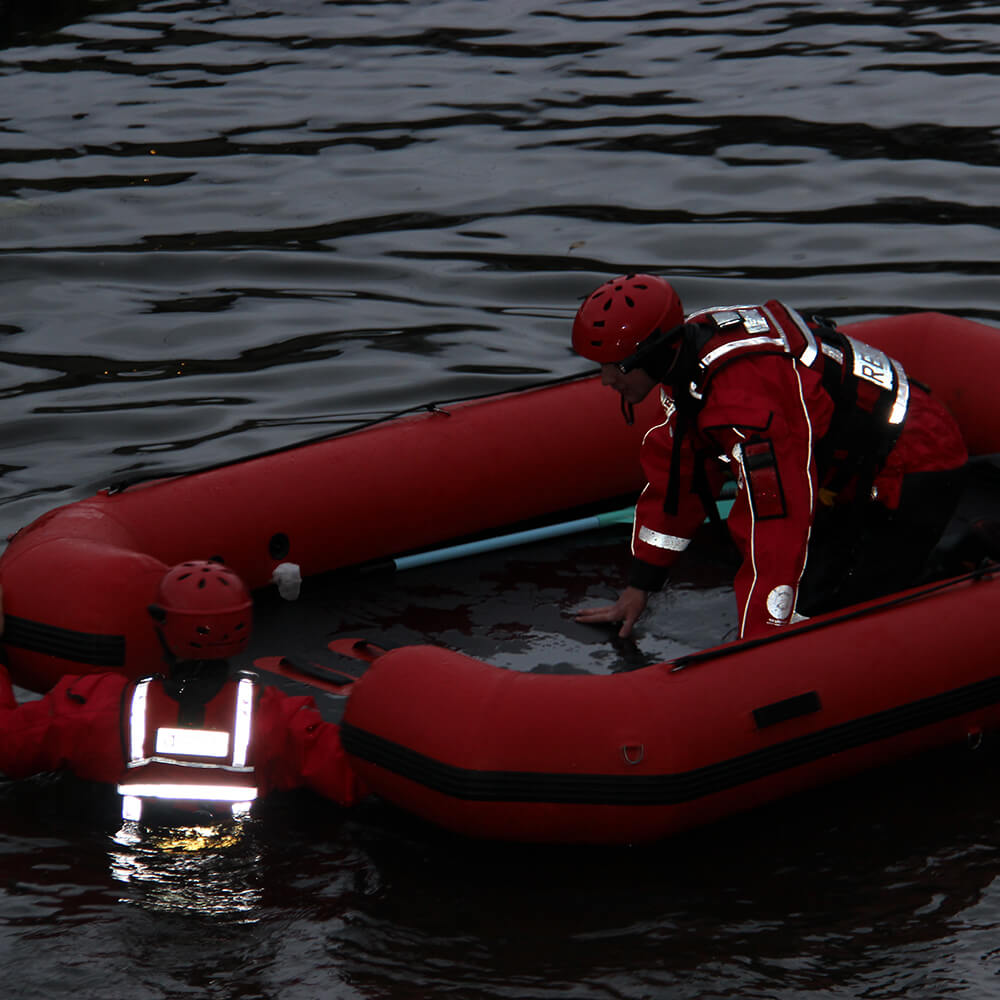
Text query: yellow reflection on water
109 820 262 918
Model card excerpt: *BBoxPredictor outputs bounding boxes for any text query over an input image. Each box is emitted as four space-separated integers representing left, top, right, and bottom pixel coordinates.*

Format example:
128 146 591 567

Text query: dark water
2 1 1000 997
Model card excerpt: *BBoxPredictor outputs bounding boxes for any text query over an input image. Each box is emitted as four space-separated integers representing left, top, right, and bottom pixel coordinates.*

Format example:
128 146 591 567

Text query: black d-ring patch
742 439 786 520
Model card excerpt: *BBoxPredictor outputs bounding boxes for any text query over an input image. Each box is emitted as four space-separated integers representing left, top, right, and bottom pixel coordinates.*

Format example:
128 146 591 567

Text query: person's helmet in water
148 560 252 660
572 274 684 365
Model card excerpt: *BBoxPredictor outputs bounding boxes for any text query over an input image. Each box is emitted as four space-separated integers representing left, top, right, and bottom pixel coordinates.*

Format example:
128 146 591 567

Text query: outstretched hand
575 586 649 638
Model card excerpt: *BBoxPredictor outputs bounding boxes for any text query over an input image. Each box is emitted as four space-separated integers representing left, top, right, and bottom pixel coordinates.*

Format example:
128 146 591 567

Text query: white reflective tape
777 303 819 368
844 335 909 425
687 303 762 321
847 335 895 391
155 727 230 758
117 782 259 802
128 680 151 763
232 801 253 819
122 795 142 821
638 526 691 551
821 342 844 365
699 334 785 370
889 359 909 425
232 677 254 769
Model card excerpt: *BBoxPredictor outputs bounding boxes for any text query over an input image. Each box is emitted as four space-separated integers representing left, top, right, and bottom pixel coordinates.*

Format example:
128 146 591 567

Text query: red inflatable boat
2 311 1000 844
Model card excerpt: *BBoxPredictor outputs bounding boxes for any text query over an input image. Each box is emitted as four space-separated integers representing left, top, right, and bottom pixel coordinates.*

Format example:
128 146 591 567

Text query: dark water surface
2 1 1000 997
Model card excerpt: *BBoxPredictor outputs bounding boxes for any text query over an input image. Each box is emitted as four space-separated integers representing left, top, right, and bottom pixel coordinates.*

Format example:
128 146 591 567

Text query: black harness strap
813 326 906 507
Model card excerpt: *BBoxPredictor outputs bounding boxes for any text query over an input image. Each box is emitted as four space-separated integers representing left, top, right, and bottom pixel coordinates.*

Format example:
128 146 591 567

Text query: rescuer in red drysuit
0 563 367 822
573 274 969 640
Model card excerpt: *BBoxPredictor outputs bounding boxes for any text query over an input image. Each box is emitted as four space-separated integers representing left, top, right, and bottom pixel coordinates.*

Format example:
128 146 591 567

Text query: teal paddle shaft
392 507 636 572
384 496 735 573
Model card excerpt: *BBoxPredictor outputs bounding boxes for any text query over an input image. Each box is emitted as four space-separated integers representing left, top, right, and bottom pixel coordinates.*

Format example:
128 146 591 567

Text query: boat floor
243 456 1000 719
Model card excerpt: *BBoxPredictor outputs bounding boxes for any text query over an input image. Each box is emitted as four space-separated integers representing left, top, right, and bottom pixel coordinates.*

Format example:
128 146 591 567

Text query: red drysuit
629 303 968 639
0 664 366 810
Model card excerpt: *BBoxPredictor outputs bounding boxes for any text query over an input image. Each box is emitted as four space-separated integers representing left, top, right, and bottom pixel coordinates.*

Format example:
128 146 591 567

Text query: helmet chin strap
618 325 685 379
615 324 689 426
151 623 179 670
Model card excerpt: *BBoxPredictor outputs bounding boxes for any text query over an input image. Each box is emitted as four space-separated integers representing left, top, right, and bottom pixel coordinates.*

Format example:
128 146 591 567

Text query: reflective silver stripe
232 677 254 769
773 302 819 368
127 680 151 764
846 335 895 390
116 782 259 802
889 359 909 425
692 325 787 401
844 334 910 425
821 342 844 364
123 677 256 783
699 334 786 370
638 526 691 551
732 441 755 638
686 303 761 320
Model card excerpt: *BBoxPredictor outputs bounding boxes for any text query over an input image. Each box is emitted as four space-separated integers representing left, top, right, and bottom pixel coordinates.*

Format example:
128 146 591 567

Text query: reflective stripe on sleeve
638 526 691 551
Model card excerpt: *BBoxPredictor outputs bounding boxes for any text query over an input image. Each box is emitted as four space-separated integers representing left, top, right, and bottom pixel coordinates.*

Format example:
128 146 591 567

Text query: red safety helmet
572 274 684 364
149 560 252 660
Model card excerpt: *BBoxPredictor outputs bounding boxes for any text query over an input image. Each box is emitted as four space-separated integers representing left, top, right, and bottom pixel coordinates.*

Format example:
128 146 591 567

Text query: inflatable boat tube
3 311 1000 845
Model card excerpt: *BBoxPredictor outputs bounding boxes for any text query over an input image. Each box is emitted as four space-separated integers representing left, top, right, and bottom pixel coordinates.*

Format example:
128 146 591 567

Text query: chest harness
662 300 911 515
117 672 258 823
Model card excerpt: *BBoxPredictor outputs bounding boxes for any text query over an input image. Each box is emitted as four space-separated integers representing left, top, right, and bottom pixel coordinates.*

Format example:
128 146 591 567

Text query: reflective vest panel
117 676 258 817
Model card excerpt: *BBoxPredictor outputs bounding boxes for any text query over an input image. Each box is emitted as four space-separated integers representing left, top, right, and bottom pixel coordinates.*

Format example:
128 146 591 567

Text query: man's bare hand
575 586 649 638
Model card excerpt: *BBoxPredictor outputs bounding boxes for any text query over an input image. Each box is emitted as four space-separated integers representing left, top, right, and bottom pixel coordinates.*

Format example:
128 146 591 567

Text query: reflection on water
3 0 1000 997
2 0 999 534
109 818 262 918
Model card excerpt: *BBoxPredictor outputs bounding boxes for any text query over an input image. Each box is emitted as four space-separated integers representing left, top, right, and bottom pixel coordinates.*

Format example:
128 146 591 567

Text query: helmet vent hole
593 320 605 328
602 300 612 311
625 296 635 307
